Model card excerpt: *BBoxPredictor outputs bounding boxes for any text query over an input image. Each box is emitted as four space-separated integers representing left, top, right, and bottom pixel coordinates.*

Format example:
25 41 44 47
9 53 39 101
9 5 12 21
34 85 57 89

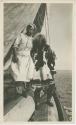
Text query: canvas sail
4 3 46 69
4 3 40 58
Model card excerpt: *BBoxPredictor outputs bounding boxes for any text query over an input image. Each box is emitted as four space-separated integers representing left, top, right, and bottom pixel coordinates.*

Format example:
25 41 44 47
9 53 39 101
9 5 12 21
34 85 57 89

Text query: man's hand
16 86 23 94
12 47 18 63
12 56 18 63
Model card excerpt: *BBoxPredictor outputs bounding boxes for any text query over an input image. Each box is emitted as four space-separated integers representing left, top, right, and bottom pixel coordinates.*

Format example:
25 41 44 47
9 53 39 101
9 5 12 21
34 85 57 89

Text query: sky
46 4 72 70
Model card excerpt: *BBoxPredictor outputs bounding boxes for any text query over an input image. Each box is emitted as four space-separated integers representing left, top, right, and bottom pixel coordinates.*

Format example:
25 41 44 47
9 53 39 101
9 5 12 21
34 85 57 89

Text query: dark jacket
31 44 56 71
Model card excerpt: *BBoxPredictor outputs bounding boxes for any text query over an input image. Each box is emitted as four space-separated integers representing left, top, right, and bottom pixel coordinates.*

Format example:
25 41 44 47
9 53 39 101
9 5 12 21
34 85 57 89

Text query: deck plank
4 96 35 121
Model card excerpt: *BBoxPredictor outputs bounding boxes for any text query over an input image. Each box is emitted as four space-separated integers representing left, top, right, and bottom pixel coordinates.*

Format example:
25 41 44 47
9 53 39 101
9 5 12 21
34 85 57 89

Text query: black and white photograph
3 2 72 122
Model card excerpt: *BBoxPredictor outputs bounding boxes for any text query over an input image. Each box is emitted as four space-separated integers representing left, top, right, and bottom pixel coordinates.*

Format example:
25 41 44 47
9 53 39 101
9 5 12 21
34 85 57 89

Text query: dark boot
34 88 41 110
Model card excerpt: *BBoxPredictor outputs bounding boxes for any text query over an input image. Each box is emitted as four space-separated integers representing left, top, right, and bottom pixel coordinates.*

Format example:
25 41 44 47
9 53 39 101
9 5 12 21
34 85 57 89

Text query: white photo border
0 0 75 124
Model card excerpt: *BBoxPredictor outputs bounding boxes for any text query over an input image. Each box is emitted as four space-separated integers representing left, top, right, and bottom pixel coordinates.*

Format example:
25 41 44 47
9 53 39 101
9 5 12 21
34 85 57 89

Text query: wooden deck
4 96 35 121
4 94 59 121
32 96 59 121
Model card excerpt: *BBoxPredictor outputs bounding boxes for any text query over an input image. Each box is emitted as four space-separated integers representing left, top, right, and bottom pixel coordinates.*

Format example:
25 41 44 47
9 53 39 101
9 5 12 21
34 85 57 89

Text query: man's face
29 28 34 36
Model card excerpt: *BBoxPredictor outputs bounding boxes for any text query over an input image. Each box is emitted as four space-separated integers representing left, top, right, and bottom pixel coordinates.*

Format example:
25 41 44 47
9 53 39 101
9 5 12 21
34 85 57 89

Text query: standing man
11 24 36 95
11 24 36 82
30 34 56 107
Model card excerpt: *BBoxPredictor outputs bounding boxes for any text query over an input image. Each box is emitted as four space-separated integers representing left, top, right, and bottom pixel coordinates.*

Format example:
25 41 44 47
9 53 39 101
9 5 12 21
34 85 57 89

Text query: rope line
45 5 51 46
45 11 48 41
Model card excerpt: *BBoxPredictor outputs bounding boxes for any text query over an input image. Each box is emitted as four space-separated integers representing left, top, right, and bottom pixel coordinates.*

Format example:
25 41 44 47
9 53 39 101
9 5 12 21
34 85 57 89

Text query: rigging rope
44 10 48 41
45 5 51 46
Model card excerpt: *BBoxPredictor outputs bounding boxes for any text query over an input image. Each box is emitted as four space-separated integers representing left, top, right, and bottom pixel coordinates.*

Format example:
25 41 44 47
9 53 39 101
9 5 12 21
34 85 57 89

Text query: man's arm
45 45 54 70
12 46 18 62
12 34 21 63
